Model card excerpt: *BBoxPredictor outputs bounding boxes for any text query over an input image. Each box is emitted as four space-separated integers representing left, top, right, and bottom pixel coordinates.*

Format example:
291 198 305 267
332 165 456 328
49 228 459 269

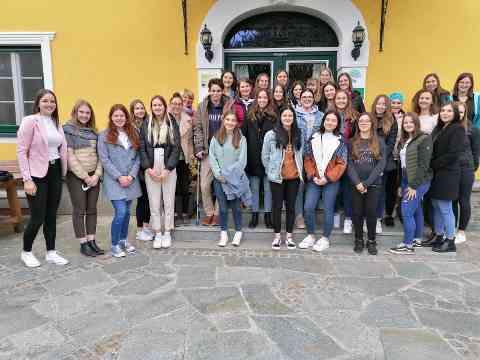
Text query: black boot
421 234 443 248
354 239 364 253
249 212 259 228
432 238 456 253
384 216 395 227
264 213 273 229
367 240 378 255
88 240 105 255
81 242 97 257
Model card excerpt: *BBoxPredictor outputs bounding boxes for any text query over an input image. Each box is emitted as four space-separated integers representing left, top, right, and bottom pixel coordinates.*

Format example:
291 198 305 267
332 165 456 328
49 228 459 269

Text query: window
0 47 44 133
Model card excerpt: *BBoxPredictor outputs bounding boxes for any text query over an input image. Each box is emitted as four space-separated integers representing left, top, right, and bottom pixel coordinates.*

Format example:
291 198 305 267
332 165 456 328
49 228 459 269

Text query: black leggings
136 175 151 228
23 160 63 252
270 179 299 233
453 167 475 231
352 185 380 241
175 159 191 215
385 169 399 217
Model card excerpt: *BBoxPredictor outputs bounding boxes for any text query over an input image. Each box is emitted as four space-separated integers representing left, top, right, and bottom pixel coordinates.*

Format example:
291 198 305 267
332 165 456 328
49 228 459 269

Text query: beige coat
178 112 194 164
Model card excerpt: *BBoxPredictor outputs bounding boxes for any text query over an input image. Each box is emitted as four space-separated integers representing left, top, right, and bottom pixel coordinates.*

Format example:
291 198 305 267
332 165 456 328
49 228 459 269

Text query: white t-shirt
419 114 438 134
399 138 412 169
41 115 63 161
118 130 131 149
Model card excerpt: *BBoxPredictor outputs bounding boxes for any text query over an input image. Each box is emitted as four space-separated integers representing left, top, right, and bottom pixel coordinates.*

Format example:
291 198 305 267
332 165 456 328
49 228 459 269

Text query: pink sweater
17 114 68 181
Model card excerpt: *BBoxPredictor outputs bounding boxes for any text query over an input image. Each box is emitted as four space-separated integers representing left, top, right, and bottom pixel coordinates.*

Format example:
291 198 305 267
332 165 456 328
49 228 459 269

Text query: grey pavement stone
427 261 479 274
0 338 23 360
176 266 216 288
276 256 336 275
253 316 345 360
336 276 411 297
182 287 248 315
43 269 112 296
173 255 224 267
360 296 419 328
211 315 251 331
0 307 49 339
414 279 463 302
109 274 172 296
225 255 277 268
380 328 462 360
402 288 436 306
463 271 480 285
216 267 272 286
0 269 41 291
390 261 438 279
416 308 480 337
102 253 150 274
8 323 65 359
302 288 367 312
334 260 395 277
2 283 47 309
241 284 292 315
465 285 480 308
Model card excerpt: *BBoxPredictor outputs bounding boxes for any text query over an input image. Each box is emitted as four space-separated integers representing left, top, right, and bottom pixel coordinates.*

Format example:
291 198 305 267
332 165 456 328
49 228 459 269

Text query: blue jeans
304 181 340 237
431 198 456 239
336 173 352 219
111 199 132 246
400 177 430 245
295 181 305 217
213 179 242 231
249 175 272 212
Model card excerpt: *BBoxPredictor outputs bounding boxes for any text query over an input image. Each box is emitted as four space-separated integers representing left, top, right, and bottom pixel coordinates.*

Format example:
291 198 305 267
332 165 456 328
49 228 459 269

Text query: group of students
15 69 479 267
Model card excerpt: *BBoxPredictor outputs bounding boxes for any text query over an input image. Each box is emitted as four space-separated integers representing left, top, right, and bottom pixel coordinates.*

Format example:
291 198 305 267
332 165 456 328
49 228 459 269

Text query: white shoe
232 231 242 247
111 245 126 258
153 234 163 249
162 232 172 248
298 235 316 249
343 218 352 234
45 251 69 265
137 229 153 241
272 234 281 250
312 237 330 252
376 219 383 234
455 232 467 244
21 251 41 268
119 239 136 253
218 231 229 247
333 213 341 229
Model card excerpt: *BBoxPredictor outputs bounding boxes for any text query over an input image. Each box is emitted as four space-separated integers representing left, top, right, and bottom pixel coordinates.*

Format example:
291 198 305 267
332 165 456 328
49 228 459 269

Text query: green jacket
401 133 433 189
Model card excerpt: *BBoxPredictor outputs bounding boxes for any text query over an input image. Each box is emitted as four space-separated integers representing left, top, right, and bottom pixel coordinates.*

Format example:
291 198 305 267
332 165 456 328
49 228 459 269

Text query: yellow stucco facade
1 0 480 159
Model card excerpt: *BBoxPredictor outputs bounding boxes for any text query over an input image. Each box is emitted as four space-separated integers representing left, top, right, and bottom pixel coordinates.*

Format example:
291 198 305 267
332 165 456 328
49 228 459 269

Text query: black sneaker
389 243 414 255
413 239 423 248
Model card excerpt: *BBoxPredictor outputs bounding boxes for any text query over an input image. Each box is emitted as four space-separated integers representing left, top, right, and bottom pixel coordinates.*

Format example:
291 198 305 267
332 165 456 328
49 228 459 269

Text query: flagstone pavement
1 216 480 360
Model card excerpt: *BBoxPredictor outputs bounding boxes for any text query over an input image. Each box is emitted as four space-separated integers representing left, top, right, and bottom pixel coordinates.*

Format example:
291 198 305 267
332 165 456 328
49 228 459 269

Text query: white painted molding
0 32 55 90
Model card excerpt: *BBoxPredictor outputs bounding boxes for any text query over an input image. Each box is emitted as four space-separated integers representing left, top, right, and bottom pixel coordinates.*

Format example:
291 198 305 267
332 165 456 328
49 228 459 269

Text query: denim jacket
261 130 304 184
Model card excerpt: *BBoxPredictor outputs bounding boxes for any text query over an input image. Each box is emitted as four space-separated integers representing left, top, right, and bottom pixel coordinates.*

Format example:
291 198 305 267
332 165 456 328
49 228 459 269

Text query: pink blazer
17 114 68 181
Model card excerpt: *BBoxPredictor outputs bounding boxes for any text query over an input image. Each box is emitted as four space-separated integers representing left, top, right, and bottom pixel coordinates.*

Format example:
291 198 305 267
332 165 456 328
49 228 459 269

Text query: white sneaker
21 251 41 268
218 231 229 247
455 232 467 244
312 237 330 252
45 251 69 265
343 218 353 234
119 239 136 253
137 229 153 241
376 219 383 234
111 245 126 258
272 234 281 250
232 231 242 247
333 213 341 229
153 234 163 249
162 232 172 248
298 235 316 249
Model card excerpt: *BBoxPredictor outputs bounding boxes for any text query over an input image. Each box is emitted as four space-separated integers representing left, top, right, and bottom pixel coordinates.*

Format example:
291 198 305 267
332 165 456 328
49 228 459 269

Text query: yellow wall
1 0 479 160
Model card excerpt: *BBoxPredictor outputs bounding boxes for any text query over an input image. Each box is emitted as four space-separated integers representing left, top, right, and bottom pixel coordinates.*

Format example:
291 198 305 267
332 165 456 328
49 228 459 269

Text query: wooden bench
0 160 24 233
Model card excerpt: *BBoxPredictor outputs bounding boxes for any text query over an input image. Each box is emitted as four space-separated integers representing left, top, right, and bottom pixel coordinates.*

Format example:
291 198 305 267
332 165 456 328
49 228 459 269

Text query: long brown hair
33 89 60 128
422 73 450 95
453 72 475 98
412 89 438 115
129 99 148 128
351 112 381 160
455 101 470 130
399 112 422 146
371 94 394 135
306 78 321 104
334 89 359 122
106 104 140 149
247 89 276 123
215 111 242 149
70 99 96 130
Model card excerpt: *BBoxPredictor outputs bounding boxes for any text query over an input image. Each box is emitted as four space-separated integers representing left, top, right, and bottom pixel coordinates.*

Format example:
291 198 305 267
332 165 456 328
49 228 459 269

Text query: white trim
224 47 339 53
0 32 55 90
0 138 17 144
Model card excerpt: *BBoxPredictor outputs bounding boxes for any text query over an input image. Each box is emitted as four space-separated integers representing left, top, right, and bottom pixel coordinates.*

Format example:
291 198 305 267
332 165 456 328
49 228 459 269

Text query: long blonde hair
371 94 394 135
148 95 175 146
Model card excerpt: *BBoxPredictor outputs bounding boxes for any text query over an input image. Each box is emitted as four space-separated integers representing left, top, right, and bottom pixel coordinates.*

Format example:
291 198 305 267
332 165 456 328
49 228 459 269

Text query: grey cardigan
97 130 141 201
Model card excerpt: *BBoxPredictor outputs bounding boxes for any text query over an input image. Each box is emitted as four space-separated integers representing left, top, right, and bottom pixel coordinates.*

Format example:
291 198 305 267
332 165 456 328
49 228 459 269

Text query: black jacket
377 118 398 172
459 124 480 172
242 111 276 176
429 122 466 200
139 113 181 171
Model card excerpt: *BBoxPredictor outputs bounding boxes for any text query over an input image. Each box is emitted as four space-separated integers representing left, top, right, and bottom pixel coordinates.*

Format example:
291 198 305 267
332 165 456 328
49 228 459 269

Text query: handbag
325 156 346 182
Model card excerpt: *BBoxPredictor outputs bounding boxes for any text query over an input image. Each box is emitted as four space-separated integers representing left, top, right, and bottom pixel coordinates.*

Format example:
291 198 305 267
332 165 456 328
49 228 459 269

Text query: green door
224 51 337 85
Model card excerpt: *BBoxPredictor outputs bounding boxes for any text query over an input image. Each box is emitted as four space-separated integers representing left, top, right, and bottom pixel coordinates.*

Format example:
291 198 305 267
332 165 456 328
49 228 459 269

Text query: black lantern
351 21 366 61
200 24 213 62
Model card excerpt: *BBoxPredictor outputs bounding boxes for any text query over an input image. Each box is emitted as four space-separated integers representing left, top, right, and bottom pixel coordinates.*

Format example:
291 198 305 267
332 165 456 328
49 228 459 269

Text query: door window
232 61 273 84
287 61 329 83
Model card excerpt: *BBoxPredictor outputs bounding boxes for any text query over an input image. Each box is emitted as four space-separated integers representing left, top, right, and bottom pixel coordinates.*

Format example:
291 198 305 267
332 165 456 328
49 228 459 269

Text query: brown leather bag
325 156 347 182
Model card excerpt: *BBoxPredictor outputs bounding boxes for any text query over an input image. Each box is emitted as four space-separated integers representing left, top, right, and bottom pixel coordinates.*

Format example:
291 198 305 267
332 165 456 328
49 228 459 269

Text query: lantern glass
201 25 212 47
352 22 365 43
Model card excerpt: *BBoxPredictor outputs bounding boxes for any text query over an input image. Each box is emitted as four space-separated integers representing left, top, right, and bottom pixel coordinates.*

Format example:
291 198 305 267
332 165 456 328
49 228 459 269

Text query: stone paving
0 216 480 359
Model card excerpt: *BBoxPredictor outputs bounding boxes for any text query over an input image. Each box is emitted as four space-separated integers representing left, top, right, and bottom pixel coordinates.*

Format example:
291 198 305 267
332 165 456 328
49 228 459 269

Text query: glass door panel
286 61 329 83
232 61 273 84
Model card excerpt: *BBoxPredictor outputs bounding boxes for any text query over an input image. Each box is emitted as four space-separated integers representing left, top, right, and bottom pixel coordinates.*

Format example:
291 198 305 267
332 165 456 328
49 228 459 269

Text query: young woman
422 73 451 108
242 89 276 228
333 90 359 233
169 93 194 226
295 88 324 228
412 89 439 134
319 68 334 88
98 104 141 258
255 73 270 92
390 92 406 224
300 111 347 252
427 102 466 253
17 89 69 267
209 111 248 247
182 89 196 118
306 78 321 105
275 70 290 91
262 107 303 250
64 100 104 257
222 70 237 98
372 95 398 231
289 81 304 109
272 83 289 117
140 96 180 249
453 102 480 244
232 78 255 127
130 99 153 241
452 72 480 127
318 81 338 113
337 72 366 113
389 113 433 254
347 113 386 255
